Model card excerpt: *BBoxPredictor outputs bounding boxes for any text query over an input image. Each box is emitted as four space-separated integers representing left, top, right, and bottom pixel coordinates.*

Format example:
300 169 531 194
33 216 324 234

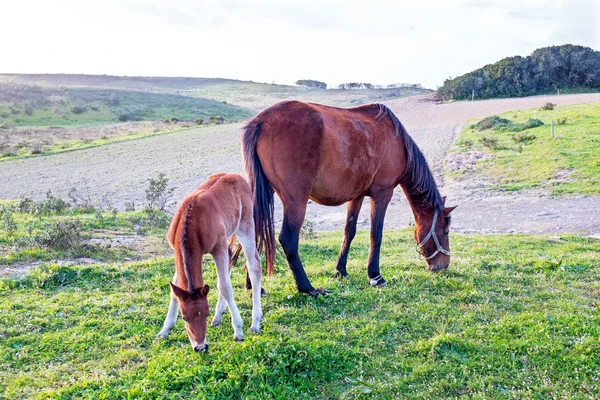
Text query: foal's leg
334 196 364 278
237 229 263 333
211 290 228 327
213 246 244 341
279 200 325 295
367 188 394 287
157 272 179 338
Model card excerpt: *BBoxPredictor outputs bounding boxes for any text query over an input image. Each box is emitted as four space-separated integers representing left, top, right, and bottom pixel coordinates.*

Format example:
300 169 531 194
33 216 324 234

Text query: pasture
450 102 600 195
1 228 598 398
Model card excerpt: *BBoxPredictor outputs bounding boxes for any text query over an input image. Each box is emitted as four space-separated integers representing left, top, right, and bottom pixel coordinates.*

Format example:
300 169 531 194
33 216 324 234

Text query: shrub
0 112 8 118
71 106 87 114
1 208 17 235
10 106 20 115
68 187 96 212
471 116 511 131
480 136 500 150
557 117 568 125
511 132 536 144
33 218 85 250
118 114 129 122
90 105 99 111
24 104 34 116
17 197 36 213
506 118 544 132
145 172 174 212
208 116 224 124
107 94 120 106
195 119 204 125
36 190 69 214
124 202 135 212
300 219 317 240
463 140 473 149
541 102 555 111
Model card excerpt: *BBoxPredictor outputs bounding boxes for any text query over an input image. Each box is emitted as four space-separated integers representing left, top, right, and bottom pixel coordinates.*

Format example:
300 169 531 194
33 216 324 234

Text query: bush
1 207 17 235
17 198 36 213
118 114 129 122
0 112 8 118
471 116 511 131
557 117 568 125
107 94 120 106
480 136 500 150
145 172 174 212
463 140 473 149
71 106 87 114
35 190 69 214
124 202 135 212
33 218 85 250
24 104 34 116
541 102 555 111
506 118 544 132
195 119 204 125
208 116 224 124
511 132 537 144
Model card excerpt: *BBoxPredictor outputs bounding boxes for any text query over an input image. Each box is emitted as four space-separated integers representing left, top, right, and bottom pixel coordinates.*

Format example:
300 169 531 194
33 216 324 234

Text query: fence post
551 120 555 138
472 89 475 101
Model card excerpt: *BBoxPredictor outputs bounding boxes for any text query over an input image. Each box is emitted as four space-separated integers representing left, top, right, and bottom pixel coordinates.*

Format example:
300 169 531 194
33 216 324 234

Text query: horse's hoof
334 271 348 279
369 275 386 287
233 336 244 342
211 318 222 328
249 325 260 334
260 287 268 297
308 287 331 297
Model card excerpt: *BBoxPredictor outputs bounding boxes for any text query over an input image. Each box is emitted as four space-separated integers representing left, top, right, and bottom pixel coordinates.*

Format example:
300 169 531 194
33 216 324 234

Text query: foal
157 173 262 352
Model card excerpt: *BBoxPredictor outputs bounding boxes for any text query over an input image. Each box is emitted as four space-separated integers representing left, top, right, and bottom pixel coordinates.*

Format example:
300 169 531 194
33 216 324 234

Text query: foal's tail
242 120 275 276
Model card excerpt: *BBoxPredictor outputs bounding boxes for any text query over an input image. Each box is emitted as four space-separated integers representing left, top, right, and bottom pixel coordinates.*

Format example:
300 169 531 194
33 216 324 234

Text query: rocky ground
1 92 599 236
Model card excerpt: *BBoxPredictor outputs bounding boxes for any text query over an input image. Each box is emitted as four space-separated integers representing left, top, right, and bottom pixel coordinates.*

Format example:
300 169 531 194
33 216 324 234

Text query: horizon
3 0 599 89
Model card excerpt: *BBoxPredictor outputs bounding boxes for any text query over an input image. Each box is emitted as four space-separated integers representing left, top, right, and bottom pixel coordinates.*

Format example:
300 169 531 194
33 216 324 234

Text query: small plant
1 208 17 235
33 218 85 250
541 102 555 111
463 140 473 149
124 202 135 212
71 106 87 114
24 104 34 116
36 190 69 215
17 197 35 213
557 117 568 125
145 172 174 212
511 132 536 144
479 136 500 150
68 187 96 212
195 119 204 125
300 219 317 240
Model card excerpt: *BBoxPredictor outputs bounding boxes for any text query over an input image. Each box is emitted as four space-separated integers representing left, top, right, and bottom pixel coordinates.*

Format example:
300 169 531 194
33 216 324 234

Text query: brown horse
242 101 456 296
157 173 263 352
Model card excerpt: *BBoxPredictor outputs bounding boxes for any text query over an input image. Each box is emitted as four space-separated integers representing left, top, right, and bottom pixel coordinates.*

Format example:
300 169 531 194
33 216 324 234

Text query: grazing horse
157 173 263 352
242 101 456 296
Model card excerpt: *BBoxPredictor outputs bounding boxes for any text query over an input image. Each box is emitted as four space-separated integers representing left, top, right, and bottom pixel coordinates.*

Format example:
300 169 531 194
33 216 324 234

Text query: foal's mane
375 104 444 213
180 200 196 293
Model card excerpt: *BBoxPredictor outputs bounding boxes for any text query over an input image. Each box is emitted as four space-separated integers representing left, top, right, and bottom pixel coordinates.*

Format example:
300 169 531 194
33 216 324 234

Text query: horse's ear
170 282 188 300
444 205 457 215
442 196 447 205
201 284 210 297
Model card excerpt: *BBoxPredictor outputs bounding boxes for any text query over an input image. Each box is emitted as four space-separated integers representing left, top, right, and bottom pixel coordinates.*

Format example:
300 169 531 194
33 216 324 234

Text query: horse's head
414 197 457 271
169 282 210 352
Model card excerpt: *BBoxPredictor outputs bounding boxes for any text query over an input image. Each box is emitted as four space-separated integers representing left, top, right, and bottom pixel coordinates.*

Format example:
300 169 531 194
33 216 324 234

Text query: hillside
437 44 600 101
0 74 432 112
0 83 253 127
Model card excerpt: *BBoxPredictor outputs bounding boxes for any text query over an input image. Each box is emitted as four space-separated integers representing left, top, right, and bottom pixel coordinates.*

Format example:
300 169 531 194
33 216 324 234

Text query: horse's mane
180 200 196 293
375 104 444 212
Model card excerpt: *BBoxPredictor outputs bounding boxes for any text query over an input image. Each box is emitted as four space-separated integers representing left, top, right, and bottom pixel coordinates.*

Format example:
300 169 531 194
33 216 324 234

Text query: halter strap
418 209 450 260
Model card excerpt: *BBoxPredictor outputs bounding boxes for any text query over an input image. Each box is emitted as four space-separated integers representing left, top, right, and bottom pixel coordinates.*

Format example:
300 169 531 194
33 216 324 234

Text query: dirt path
1 93 599 235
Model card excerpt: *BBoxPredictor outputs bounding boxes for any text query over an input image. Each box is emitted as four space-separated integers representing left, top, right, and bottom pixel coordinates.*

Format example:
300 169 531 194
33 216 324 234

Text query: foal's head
414 198 457 271
169 282 210 352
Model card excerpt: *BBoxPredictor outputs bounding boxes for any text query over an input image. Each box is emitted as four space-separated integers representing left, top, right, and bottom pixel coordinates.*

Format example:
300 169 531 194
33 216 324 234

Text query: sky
2 0 599 89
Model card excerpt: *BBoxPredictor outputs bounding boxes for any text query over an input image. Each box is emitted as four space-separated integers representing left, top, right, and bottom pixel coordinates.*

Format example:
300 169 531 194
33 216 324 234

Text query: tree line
295 80 423 90
437 44 600 101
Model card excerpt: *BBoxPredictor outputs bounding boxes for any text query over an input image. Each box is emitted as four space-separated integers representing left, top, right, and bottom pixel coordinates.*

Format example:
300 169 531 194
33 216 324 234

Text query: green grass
0 84 254 128
449 102 600 194
1 230 598 398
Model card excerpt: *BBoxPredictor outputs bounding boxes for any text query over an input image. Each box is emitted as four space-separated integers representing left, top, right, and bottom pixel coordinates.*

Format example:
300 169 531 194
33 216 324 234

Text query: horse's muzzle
430 264 449 272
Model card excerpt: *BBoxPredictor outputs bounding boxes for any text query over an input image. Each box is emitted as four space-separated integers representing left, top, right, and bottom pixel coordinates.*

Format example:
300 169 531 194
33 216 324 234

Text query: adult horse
242 101 456 296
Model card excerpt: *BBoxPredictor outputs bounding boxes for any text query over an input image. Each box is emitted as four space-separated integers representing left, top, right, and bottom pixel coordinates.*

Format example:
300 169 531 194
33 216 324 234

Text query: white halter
418 209 450 260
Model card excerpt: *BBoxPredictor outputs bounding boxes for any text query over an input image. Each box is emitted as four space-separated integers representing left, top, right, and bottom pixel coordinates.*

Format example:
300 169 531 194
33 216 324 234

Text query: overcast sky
3 0 599 88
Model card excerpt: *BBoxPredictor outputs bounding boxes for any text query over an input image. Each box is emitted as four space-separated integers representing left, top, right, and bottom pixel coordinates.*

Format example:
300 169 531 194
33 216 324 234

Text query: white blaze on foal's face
169 283 210 352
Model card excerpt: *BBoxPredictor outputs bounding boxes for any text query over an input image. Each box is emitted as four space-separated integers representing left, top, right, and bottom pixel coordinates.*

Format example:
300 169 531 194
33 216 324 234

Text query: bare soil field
1 93 599 235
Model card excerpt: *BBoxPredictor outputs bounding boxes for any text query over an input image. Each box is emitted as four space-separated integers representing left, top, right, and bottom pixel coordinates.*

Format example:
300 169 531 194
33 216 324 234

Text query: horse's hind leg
335 196 364 278
279 199 325 295
236 228 263 333
367 188 394 287
213 246 244 341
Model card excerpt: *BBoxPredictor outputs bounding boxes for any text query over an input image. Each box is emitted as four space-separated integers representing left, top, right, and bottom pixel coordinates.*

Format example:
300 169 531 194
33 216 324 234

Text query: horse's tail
242 120 275 276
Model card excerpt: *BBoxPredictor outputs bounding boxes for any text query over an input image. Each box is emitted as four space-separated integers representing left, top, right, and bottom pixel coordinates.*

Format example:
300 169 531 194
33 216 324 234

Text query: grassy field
0 84 253 128
449 101 600 194
1 225 598 398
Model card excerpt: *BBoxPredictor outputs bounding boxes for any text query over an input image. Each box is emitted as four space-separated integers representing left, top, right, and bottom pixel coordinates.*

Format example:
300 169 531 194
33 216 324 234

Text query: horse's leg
367 188 394 287
334 196 364 278
213 246 244 341
211 292 228 328
236 228 263 333
157 272 179 338
279 200 324 295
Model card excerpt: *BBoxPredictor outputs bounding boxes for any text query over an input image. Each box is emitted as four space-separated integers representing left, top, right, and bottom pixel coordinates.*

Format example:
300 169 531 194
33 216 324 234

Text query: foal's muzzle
194 343 209 353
